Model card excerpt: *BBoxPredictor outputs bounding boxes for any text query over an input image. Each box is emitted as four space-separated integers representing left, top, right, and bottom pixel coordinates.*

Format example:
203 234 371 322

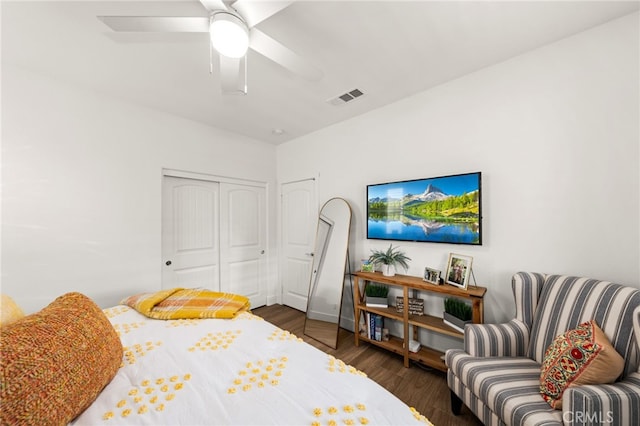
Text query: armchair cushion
540 320 624 409
446 350 563 425
563 373 640 425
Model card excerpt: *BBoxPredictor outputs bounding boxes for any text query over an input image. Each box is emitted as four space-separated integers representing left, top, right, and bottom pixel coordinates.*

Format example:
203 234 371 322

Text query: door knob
165 260 172 266
305 252 314 257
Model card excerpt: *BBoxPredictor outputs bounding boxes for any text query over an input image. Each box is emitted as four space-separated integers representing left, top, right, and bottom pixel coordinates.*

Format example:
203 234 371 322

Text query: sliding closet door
219 182 267 308
161 176 220 290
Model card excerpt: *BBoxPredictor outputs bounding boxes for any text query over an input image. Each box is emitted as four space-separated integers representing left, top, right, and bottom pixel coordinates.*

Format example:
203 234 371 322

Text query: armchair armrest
563 373 640 426
464 319 530 357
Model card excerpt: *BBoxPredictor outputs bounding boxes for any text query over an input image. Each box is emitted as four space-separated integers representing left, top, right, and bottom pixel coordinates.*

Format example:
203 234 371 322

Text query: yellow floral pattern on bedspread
269 328 303 342
166 318 200 327
409 406 434 424
112 322 147 336
227 357 289 394
103 305 131 318
188 330 241 352
102 374 192 421
121 341 163 366
311 403 371 426
326 355 368 377
237 311 263 321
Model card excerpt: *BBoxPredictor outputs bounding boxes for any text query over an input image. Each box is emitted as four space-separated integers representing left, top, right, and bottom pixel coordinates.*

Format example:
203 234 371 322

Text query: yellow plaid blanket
121 288 250 320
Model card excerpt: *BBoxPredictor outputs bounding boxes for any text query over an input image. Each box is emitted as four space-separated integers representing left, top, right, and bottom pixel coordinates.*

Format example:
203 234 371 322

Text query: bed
1 291 433 425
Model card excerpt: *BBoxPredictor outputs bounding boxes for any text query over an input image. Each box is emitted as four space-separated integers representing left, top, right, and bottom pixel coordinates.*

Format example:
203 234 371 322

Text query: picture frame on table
423 267 441 284
360 260 375 273
445 253 473 289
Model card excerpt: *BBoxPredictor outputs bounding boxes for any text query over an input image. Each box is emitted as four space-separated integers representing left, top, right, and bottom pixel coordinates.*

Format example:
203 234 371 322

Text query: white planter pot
381 264 395 277
365 296 389 308
443 312 472 333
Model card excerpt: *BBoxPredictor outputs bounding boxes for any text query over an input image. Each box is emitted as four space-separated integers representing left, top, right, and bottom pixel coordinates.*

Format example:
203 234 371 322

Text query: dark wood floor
252 304 483 426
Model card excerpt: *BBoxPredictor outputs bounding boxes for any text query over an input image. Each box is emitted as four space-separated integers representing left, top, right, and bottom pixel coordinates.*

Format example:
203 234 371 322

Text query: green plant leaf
368 244 411 269
365 284 389 297
444 297 472 321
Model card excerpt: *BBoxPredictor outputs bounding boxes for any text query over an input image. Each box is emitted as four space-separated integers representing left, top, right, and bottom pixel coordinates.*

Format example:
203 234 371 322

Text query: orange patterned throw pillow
0 292 123 425
539 320 624 409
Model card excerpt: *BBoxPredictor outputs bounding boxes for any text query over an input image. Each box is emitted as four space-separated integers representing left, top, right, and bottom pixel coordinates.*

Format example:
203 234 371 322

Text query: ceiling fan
98 0 323 94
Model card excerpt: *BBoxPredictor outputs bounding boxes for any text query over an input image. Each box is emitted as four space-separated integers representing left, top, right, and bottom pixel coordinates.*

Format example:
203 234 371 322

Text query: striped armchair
446 272 640 426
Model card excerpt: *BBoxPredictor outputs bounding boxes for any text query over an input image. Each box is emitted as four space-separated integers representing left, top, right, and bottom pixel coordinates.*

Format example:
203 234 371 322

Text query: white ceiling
3 1 639 144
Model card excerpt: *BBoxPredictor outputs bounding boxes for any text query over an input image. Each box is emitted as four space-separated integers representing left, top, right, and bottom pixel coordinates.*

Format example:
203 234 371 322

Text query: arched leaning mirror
304 198 352 349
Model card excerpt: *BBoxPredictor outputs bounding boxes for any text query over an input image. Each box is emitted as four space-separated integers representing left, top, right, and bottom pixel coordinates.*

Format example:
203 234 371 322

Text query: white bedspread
72 306 432 425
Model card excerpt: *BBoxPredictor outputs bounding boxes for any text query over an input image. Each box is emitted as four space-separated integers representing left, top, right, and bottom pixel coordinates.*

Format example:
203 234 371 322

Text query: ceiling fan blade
231 0 293 28
199 0 228 12
220 55 248 95
98 16 209 33
249 28 322 81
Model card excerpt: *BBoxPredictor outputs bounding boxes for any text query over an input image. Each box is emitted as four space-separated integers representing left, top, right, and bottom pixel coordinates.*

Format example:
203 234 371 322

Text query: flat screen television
367 172 482 245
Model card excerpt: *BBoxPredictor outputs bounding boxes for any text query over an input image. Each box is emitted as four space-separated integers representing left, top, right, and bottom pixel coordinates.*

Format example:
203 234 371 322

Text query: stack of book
365 312 384 341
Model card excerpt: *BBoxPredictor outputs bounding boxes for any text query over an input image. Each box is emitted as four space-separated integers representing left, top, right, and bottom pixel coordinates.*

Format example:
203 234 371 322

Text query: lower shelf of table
357 334 447 372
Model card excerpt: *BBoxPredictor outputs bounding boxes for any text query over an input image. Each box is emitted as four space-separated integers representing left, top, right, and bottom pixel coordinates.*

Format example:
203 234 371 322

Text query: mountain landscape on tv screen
367 177 481 245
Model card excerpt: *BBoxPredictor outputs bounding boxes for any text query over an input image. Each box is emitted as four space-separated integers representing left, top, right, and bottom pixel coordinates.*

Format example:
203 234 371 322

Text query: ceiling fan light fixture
210 12 249 59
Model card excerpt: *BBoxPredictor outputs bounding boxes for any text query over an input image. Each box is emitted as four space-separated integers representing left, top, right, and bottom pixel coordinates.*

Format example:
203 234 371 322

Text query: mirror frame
303 197 352 349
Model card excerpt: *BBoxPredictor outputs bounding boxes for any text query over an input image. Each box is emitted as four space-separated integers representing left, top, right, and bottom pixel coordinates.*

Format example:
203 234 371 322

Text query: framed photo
445 253 473 289
423 267 441 284
361 260 374 273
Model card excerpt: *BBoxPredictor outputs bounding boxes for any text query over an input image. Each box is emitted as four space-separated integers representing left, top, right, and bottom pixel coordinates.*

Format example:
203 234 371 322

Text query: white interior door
161 176 220 290
219 182 267 308
281 179 317 311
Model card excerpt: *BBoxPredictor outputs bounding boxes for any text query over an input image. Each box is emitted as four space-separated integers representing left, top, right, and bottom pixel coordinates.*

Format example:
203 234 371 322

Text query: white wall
1 65 278 313
2 11 638 335
277 12 640 330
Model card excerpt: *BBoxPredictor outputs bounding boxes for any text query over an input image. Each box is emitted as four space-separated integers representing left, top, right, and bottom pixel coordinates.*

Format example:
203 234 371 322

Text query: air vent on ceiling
327 88 365 106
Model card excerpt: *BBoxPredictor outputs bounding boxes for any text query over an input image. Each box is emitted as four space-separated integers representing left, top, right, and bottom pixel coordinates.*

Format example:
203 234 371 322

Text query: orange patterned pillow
1 292 123 425
540 320 624 409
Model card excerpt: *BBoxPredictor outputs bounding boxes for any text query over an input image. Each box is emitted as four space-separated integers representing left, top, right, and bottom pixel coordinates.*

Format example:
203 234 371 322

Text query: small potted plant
368 244 411 277
443 297 473 333
365 283 389 308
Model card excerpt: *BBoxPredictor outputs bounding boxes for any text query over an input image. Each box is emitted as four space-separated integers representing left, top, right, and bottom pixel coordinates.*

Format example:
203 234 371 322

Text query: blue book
369 313 375 340
374 315 383 341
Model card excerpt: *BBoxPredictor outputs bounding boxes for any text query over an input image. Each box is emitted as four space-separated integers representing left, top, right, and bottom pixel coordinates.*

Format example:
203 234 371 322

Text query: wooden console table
353 271 486 371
